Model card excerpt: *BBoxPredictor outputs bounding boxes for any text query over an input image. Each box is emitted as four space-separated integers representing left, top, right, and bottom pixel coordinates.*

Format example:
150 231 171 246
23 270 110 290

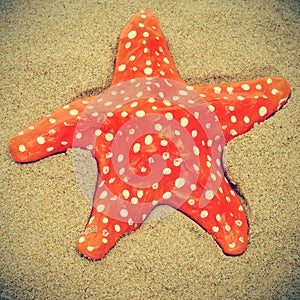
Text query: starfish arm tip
8 123 71 163
77 206 142 260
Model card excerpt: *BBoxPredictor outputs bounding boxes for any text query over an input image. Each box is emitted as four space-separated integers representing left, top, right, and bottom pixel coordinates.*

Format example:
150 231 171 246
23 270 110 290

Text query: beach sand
1 0 299 299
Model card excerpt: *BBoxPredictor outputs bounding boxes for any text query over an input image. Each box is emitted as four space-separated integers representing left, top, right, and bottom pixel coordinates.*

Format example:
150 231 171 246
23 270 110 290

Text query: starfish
9 10 290 260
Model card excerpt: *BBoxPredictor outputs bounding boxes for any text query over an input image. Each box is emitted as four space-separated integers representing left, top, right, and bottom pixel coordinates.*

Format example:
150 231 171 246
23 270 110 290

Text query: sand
1 0 299 299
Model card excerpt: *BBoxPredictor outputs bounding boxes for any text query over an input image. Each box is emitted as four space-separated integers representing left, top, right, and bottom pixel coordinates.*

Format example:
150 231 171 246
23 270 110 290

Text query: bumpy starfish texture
9 10 290 260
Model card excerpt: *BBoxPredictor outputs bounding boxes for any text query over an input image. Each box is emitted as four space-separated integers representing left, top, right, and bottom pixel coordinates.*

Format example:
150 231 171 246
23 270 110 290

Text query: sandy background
1 0 299 299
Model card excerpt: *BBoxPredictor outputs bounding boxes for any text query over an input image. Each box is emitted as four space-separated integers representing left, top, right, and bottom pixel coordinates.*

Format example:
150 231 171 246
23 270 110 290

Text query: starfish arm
9 95 96 162
177 177 248 255
77 172 155 260
111 10 185 85
193 76 291 143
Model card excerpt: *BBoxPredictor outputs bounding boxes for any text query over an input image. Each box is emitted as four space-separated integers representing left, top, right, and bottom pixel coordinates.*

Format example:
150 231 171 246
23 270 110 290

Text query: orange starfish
9 10 290 260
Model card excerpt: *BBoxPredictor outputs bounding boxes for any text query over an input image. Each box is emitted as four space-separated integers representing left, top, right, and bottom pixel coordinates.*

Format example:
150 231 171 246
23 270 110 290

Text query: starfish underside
9 10 290 260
